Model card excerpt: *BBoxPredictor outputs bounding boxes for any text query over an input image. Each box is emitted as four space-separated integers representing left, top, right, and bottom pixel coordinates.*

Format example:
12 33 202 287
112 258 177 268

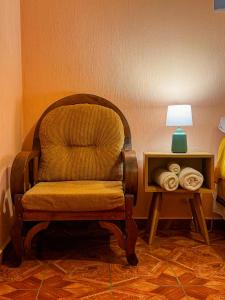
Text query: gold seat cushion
22 181 124 211
38 104 124 181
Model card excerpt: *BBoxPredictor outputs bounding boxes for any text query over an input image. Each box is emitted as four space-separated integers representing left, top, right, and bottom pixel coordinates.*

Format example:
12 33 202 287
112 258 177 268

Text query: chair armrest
10 150 40 202
122 150 138 205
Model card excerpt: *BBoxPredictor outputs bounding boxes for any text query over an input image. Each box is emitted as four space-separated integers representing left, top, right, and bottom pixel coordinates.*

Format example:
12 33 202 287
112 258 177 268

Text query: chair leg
125 218 138 266
125 195 138 266
99 221 125 250
11 218 23 267
24 221 50 253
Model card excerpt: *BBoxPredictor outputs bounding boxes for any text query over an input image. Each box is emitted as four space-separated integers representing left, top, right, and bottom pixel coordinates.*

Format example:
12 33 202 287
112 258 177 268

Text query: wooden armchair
10 94 138 266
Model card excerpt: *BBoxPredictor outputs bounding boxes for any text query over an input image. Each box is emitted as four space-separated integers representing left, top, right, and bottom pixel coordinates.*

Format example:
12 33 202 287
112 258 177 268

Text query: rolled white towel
167 161 181 175
179 167 204 191
153 168 179 191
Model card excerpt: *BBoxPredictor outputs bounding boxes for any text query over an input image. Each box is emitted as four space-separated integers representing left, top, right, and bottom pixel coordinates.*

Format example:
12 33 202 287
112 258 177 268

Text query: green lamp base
171 127 187 153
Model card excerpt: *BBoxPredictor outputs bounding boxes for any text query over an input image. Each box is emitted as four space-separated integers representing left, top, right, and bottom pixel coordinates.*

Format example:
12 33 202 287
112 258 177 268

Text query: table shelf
143 152 215 245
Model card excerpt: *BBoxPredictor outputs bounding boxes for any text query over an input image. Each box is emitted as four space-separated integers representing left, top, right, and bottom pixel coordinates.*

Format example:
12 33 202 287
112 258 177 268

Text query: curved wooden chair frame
10 94 138 266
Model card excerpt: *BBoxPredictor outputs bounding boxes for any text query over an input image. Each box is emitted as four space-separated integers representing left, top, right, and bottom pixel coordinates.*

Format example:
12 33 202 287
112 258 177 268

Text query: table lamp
166 105 193 153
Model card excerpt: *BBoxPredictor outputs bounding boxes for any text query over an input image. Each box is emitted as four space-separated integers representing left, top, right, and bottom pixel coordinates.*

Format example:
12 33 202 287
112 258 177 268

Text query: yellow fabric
215 137 225 182
22 181 124 211
38 104 124 181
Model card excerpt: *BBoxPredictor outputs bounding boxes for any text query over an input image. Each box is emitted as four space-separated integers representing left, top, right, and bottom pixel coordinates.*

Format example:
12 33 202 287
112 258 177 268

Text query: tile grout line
35 279 44 300
147 236 188 297
179 283 188 298
109 263 114 300
150 233 210 299
3 231 225 299
166 260 188 298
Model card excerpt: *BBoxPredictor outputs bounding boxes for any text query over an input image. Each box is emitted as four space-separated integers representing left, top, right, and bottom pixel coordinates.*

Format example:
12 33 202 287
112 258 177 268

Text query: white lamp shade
166 105 193 127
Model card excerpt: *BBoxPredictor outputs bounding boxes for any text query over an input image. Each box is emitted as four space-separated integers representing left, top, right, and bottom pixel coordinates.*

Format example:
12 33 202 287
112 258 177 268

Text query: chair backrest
33 94 131 181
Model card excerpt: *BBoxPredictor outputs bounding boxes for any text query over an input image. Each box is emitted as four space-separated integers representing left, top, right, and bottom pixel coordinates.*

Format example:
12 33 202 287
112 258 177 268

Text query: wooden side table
144 152 214 245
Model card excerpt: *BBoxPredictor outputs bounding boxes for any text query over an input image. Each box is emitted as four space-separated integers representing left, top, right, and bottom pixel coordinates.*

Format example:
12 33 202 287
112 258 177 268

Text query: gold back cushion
38 104 125 181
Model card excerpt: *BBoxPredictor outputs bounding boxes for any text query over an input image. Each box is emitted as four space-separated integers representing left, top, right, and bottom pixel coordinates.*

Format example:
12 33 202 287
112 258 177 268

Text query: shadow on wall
0 159 14 253
22 124 35 150
22 91 74 150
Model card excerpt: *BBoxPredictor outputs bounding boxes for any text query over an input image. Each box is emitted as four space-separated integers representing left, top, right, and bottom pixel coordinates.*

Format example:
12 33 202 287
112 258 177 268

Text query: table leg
148 192 162 245
190 193 210 245
146 193 156 234
189 197 200 233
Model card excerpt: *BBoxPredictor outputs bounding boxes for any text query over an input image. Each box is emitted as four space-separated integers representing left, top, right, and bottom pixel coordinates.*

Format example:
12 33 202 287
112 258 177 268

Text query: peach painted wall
21 0 225 218
0 1 22 252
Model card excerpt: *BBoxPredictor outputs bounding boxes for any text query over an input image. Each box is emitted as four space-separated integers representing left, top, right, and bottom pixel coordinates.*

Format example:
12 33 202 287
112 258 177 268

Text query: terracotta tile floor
1 225 225 299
